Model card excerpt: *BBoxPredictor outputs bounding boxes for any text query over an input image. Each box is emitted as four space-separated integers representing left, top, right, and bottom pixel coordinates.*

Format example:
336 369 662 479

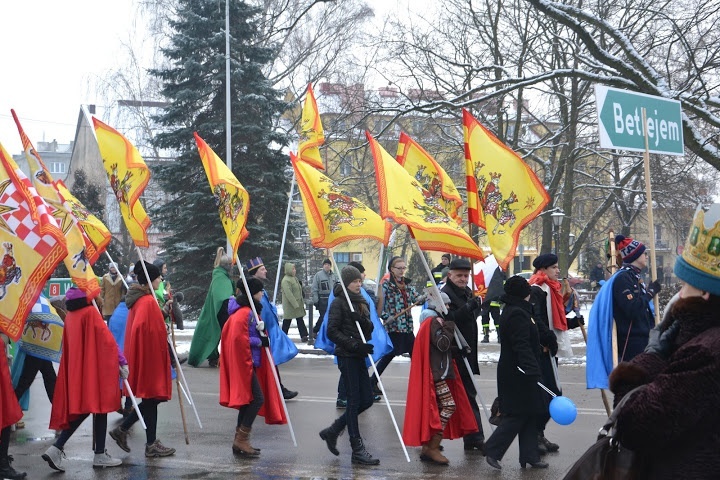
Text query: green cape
188 267 234 366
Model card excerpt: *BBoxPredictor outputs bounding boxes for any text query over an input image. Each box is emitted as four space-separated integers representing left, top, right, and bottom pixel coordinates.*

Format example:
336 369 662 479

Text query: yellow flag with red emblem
291 152 390 248
463 109 549 269
0 143 67 340
368 132 483 259
194 133 250 256
93 118 152 248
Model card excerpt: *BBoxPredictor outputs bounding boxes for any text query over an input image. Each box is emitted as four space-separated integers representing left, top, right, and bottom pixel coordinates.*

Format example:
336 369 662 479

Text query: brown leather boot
232 426 260 456
420 433 449 465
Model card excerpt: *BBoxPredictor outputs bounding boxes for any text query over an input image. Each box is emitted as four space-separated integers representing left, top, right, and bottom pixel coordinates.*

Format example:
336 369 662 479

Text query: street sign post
595 85 684 156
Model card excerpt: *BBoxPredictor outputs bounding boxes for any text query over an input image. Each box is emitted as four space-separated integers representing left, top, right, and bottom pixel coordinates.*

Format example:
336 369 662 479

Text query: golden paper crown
681 204 720 280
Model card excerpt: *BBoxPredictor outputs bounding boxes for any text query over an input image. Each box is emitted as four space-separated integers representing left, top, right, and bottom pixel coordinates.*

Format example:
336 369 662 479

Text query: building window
351 253 363 262
334 252 362 264
49 162 66 174
339 158 352 176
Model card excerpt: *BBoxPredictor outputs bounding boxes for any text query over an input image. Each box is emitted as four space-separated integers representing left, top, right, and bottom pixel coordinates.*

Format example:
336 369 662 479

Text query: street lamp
551 210 565 253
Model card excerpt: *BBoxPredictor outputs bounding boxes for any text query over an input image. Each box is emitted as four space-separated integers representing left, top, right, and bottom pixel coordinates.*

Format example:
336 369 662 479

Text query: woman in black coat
484 276 548 470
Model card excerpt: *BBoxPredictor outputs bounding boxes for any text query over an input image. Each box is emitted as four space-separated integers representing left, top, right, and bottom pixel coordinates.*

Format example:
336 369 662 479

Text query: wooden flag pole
330 250 411 462
235 254 297 446
641 108 661 325
170 305 190 445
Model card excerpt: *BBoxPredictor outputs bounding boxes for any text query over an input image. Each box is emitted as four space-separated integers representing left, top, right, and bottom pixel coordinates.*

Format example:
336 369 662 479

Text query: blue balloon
549 396 577 425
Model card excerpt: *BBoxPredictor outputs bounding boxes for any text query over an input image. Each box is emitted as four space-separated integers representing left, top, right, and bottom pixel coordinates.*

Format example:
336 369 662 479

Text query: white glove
119 365 129 379
256 320 265 332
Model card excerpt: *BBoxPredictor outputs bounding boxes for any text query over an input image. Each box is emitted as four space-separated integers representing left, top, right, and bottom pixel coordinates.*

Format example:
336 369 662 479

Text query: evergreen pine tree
150 0 294 309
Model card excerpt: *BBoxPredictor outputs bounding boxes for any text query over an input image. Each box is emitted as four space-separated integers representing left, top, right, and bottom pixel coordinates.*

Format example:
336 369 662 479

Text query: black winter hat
442 253 452 261
532 253 558 270
322 258 332 266
341 265 362 287
504 275 531 299
135 260 161 285
448 258 472 270
347 261 365 273
236 277 264 297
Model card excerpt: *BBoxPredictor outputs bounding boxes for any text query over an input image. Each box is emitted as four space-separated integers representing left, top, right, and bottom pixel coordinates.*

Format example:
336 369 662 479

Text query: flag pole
273 175 296 304
410 236 494 432
329 250 410 462
136 247 202 429
641 108 660 325
225 0 232 257
235 254 297 446
170 308 190 444
104 251 129 291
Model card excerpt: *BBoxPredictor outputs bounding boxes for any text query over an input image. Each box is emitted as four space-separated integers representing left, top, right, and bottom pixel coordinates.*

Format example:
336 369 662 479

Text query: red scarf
529 271 568 331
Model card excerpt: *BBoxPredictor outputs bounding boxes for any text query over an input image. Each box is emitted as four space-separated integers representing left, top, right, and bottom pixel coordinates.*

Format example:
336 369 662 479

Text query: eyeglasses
392 266 407 271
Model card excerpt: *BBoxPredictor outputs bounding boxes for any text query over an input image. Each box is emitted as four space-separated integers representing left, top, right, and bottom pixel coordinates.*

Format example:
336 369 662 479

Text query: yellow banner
298 84 325 170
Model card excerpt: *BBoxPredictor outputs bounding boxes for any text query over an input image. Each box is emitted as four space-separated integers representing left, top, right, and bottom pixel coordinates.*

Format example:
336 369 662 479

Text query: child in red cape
402 291 478 465
43 287 125 471
109 261 175 458
219 277 286 456
0 336 25 479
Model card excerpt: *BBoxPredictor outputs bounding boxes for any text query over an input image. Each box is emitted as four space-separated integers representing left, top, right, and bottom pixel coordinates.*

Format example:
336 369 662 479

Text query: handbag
561 386 647 480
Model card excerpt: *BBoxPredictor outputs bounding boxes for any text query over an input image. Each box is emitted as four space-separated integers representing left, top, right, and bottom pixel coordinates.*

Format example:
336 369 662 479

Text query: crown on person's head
246 257 264 272
681 205 720 278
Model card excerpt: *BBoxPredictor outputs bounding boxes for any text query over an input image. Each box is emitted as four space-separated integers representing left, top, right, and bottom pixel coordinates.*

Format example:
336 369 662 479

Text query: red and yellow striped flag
298 84 325 170
291 152 390 248
194 133 250 256
13 111 101 298
368 132 483 259
463 109 549 269
0 143 67 340
396 132 462 223
93 118 152 248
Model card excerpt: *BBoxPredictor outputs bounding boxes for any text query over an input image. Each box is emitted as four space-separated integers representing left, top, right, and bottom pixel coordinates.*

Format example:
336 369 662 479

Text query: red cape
124 294 171 400
402 318 478 446
219 307 286 425
50 305 121 430
0 343 22 430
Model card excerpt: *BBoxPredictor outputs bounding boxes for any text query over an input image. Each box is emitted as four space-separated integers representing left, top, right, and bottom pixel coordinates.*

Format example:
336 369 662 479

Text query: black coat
528 285 561 395
611 265 655 361
609 296 720 480
442 280 480 374
327 284 373 358
496 295 545 415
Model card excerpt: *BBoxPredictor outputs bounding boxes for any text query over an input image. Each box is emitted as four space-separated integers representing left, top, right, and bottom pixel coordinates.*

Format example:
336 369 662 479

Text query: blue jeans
336 356 374 438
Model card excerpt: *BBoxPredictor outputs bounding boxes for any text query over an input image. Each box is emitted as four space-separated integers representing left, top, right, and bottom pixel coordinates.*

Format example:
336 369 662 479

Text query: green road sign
42 278 74 298
595 85 684 156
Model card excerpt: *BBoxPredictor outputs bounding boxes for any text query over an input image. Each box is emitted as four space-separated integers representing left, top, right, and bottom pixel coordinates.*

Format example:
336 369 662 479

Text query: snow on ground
173 303 592 365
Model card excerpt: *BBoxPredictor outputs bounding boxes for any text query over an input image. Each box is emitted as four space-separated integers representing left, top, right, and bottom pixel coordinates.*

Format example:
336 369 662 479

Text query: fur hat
426 291 451 310
615 235 646 264
135 260 161 285
214 247 232 271
322 258 332 266
533 253 559 270
341 265 362 287
448 258 472 270
236 277 264 297
246 257 264 273
347 261 365 273
504 275 531 299
674 204 720 296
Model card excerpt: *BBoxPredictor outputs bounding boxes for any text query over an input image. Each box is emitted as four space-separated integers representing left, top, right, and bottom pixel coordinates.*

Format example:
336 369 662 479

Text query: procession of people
1 202 719 478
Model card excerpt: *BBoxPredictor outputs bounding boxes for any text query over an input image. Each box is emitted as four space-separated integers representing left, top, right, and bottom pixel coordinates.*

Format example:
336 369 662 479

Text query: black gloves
452 345 471 358
357 343 374 356
647 280 662 296
260 336 270 348
645 320 680 359
465 296 482 311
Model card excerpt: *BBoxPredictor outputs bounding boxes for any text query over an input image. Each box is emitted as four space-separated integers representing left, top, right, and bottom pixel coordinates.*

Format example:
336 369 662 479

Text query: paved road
9 355 608 479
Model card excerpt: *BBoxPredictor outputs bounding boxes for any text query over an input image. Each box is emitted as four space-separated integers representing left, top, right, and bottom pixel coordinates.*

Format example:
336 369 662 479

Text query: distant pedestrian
281 263 308 342
311 259 339 336
430 253 452 285
100 263 125 322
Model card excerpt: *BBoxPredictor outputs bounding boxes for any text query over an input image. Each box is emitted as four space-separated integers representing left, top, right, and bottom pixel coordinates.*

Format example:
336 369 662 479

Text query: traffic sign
595 85 684 156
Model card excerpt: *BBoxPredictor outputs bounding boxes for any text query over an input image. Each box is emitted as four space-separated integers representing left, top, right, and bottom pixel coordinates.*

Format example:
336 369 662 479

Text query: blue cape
314 287 393 365
260 290 298 365
108 301 129 351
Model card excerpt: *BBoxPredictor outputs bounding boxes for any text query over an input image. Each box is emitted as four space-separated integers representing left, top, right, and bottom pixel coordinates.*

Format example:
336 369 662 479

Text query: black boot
0 455 27 479
350 437 380 465
481 327 490 343
319 420 344 456
539 434 559 452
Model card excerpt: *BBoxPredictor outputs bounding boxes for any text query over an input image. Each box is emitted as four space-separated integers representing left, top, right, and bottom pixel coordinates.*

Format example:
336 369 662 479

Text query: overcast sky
0 0 403 156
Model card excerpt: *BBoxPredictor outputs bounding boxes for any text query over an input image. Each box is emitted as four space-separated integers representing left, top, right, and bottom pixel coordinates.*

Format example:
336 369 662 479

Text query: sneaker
145 439 176 458
14 421 24 429
336 398 347 409
110 426 131 452
42 445 66 472
373 395 381 403
301 336 308 343
93 450 122 468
